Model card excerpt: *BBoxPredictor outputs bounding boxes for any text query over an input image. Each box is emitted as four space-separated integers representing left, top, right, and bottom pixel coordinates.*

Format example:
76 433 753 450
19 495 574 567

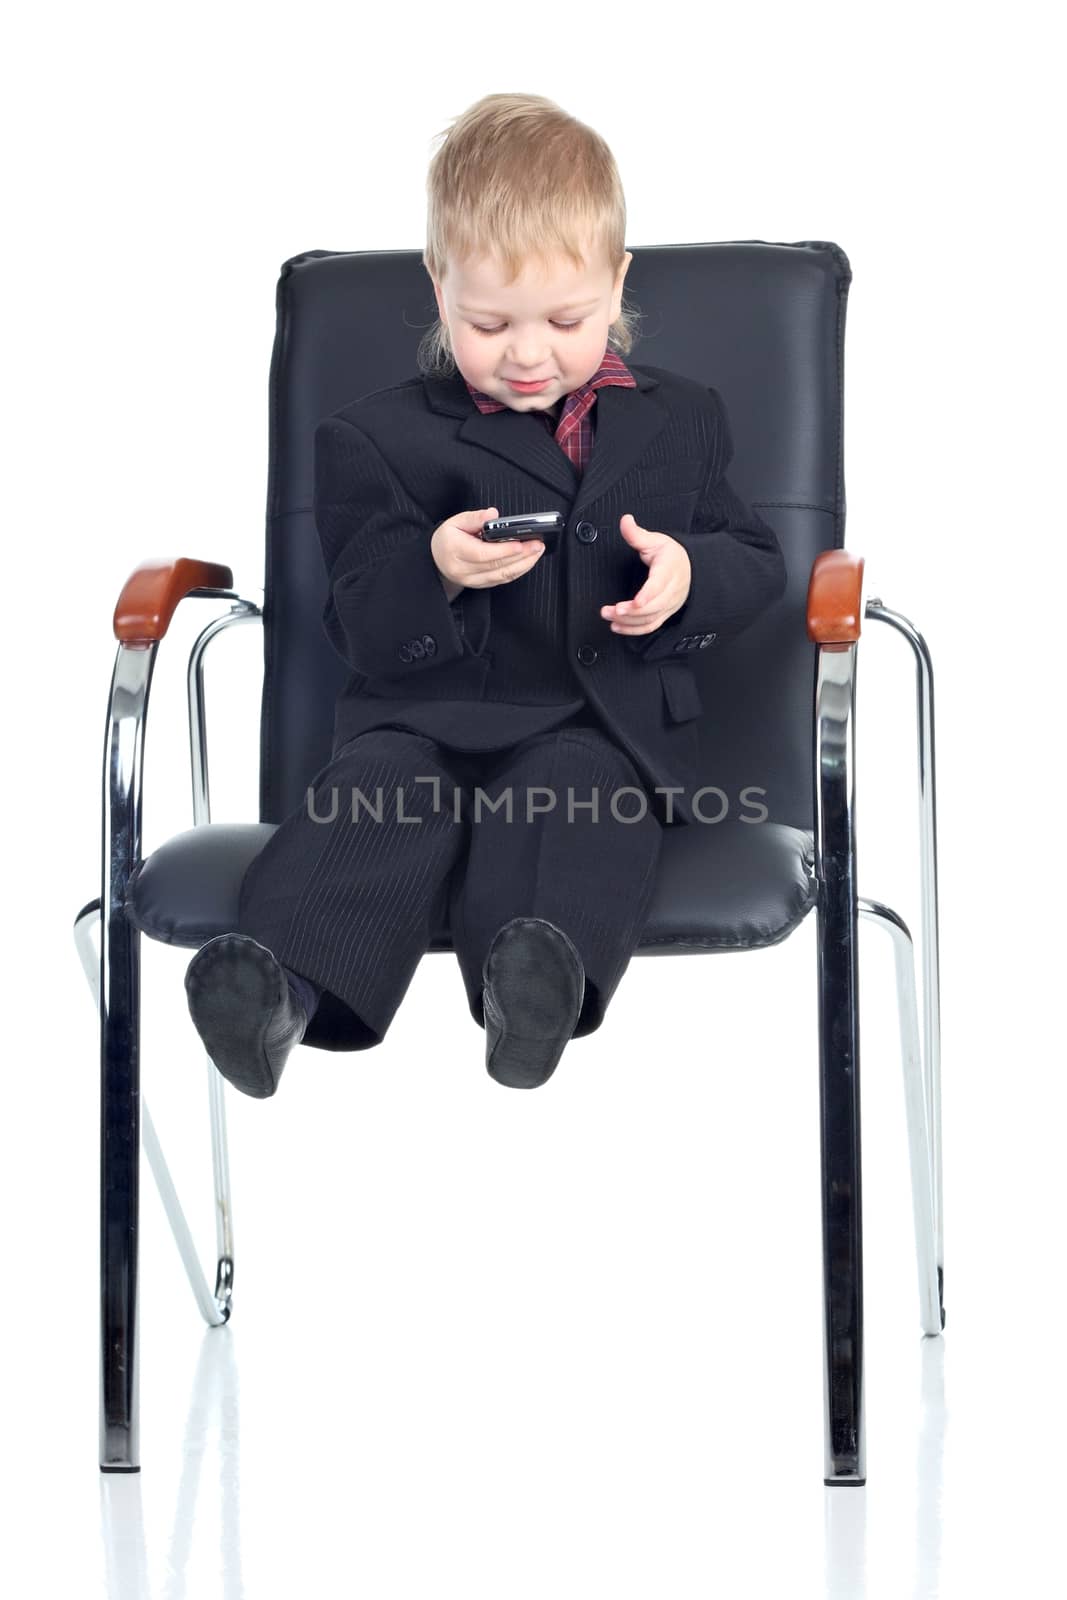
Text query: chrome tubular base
98 642 154 1473
187 601 260 1319
75 897 232 1332
864 599 944 1321
814 640 865 1485
79 593 261 1472
814 597 946 1486
857 898 942 1336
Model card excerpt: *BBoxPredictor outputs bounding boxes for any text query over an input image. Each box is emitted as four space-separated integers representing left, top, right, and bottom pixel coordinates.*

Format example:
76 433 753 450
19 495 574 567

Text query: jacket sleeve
623 388 788 663
314 414 489 679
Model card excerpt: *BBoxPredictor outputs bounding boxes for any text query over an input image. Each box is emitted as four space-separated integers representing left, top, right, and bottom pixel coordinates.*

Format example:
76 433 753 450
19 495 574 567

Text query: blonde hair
418 93 642 377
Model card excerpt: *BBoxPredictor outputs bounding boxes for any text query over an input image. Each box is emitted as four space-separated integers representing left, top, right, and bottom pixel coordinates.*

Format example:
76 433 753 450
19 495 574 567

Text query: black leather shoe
184 933 307 1099
481 917 585 1089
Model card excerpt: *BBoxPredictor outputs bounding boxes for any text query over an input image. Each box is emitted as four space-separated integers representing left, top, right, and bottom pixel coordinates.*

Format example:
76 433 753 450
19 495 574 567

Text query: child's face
431 246 632 414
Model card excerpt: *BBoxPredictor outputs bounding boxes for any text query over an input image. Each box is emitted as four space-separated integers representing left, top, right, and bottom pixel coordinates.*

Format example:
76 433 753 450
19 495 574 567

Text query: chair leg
814 641 865 1485
74 900 142 1470
857 899 942 1335
74 901 233 1456
99 882 142 1473
83 603 257 1472
93 642 157 1472
141 1103 233 1329
864 599 944 1329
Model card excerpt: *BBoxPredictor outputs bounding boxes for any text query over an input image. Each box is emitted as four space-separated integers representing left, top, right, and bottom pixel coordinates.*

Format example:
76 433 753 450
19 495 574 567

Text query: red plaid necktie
463 347 636 475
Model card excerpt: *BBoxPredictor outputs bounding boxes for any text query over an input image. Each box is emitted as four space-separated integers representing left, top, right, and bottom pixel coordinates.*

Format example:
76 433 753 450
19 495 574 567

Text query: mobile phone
480 511 564 546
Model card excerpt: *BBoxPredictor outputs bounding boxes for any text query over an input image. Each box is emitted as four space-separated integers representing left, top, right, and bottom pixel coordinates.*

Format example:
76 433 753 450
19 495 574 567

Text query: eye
470 320 584 336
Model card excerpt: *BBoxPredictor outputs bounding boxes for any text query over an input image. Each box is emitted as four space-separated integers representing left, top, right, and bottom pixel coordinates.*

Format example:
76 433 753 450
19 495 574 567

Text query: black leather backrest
259 241 850 830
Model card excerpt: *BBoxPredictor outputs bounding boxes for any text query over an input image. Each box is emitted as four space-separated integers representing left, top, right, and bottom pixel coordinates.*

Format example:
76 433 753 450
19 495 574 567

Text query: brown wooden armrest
807 549 865 645
113 557 235 644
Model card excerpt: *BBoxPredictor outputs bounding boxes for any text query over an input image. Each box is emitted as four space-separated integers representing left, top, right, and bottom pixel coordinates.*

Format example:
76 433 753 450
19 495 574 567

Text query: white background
4 2 1064 1596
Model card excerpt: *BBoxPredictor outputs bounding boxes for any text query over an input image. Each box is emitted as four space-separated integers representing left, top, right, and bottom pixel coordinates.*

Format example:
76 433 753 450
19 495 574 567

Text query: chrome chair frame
74 589 260 1471
73 580 944 1483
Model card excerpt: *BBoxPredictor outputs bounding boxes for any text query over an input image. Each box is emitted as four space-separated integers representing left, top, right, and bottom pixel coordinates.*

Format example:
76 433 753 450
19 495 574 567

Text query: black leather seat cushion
125 820 816 954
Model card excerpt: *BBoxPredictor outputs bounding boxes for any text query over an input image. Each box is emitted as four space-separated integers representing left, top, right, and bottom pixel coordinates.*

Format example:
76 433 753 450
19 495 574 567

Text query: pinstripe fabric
227 354 786 1052
236 722 661 1051
447 722 661 1038
238 731 470 1048
313 358 786 826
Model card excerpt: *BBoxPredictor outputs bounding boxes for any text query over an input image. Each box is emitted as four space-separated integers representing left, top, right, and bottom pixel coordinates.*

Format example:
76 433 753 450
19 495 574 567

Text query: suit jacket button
397 643 413 662
576 644 598 665
698 636 710 648
421 633 437 655
575 520 598 543
673 640 687 653
410 638 426 658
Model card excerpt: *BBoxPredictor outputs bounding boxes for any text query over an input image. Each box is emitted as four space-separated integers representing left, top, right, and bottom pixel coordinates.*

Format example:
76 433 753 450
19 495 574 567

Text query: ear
429 276 447 325
611 252 634 320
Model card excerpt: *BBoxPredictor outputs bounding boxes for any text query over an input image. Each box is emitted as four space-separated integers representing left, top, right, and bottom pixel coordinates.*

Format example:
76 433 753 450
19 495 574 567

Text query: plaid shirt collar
461 347 637 471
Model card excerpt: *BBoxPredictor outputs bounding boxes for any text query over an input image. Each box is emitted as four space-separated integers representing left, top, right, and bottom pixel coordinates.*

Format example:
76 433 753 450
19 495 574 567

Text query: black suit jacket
313 362 787 826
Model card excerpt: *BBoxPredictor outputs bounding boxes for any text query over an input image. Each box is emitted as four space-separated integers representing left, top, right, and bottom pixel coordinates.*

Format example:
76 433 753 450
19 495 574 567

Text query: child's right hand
431 507 546 591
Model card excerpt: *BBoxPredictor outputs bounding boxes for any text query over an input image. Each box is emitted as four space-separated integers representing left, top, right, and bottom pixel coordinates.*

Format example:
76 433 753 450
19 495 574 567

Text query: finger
599 589 654 618
454 506 502 537
492 547 545 584
464 544 545 586
608 608 668 632
459 538 535 573
630 576 666 607
488 541 544 570
482 539 531 563
616 589 662 616
609 616 666 634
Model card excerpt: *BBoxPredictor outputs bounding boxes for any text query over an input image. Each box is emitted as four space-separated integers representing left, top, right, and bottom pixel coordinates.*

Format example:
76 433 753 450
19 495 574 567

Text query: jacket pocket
658 659 703 723
633 486 701 535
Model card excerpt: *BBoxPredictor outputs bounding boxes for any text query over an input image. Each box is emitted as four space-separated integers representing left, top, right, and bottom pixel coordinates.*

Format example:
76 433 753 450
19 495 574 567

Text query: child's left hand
600 513 692 634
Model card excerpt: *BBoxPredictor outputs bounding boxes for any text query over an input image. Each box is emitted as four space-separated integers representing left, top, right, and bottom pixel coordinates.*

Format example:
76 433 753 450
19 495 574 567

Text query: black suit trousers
235 716 663 1052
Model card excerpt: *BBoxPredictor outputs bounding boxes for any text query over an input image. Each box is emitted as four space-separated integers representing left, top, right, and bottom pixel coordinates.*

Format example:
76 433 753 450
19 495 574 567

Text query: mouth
505 378 553 392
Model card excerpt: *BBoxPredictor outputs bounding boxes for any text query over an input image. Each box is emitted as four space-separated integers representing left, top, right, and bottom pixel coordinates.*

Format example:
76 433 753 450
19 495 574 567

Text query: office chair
73 240 945 1483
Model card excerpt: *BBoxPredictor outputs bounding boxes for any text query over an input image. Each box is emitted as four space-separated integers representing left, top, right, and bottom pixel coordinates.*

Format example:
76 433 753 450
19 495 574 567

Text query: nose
507 337 551 369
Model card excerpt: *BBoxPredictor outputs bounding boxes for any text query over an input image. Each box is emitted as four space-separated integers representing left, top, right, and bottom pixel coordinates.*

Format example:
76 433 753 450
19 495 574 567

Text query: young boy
184 93 787 1099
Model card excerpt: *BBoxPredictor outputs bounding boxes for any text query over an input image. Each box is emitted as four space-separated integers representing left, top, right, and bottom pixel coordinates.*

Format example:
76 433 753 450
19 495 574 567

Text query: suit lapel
423 365 668 517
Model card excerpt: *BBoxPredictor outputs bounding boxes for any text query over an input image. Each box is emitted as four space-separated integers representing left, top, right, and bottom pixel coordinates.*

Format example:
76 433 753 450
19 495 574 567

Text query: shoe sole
482 918 585 1089
184 934 300 1099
